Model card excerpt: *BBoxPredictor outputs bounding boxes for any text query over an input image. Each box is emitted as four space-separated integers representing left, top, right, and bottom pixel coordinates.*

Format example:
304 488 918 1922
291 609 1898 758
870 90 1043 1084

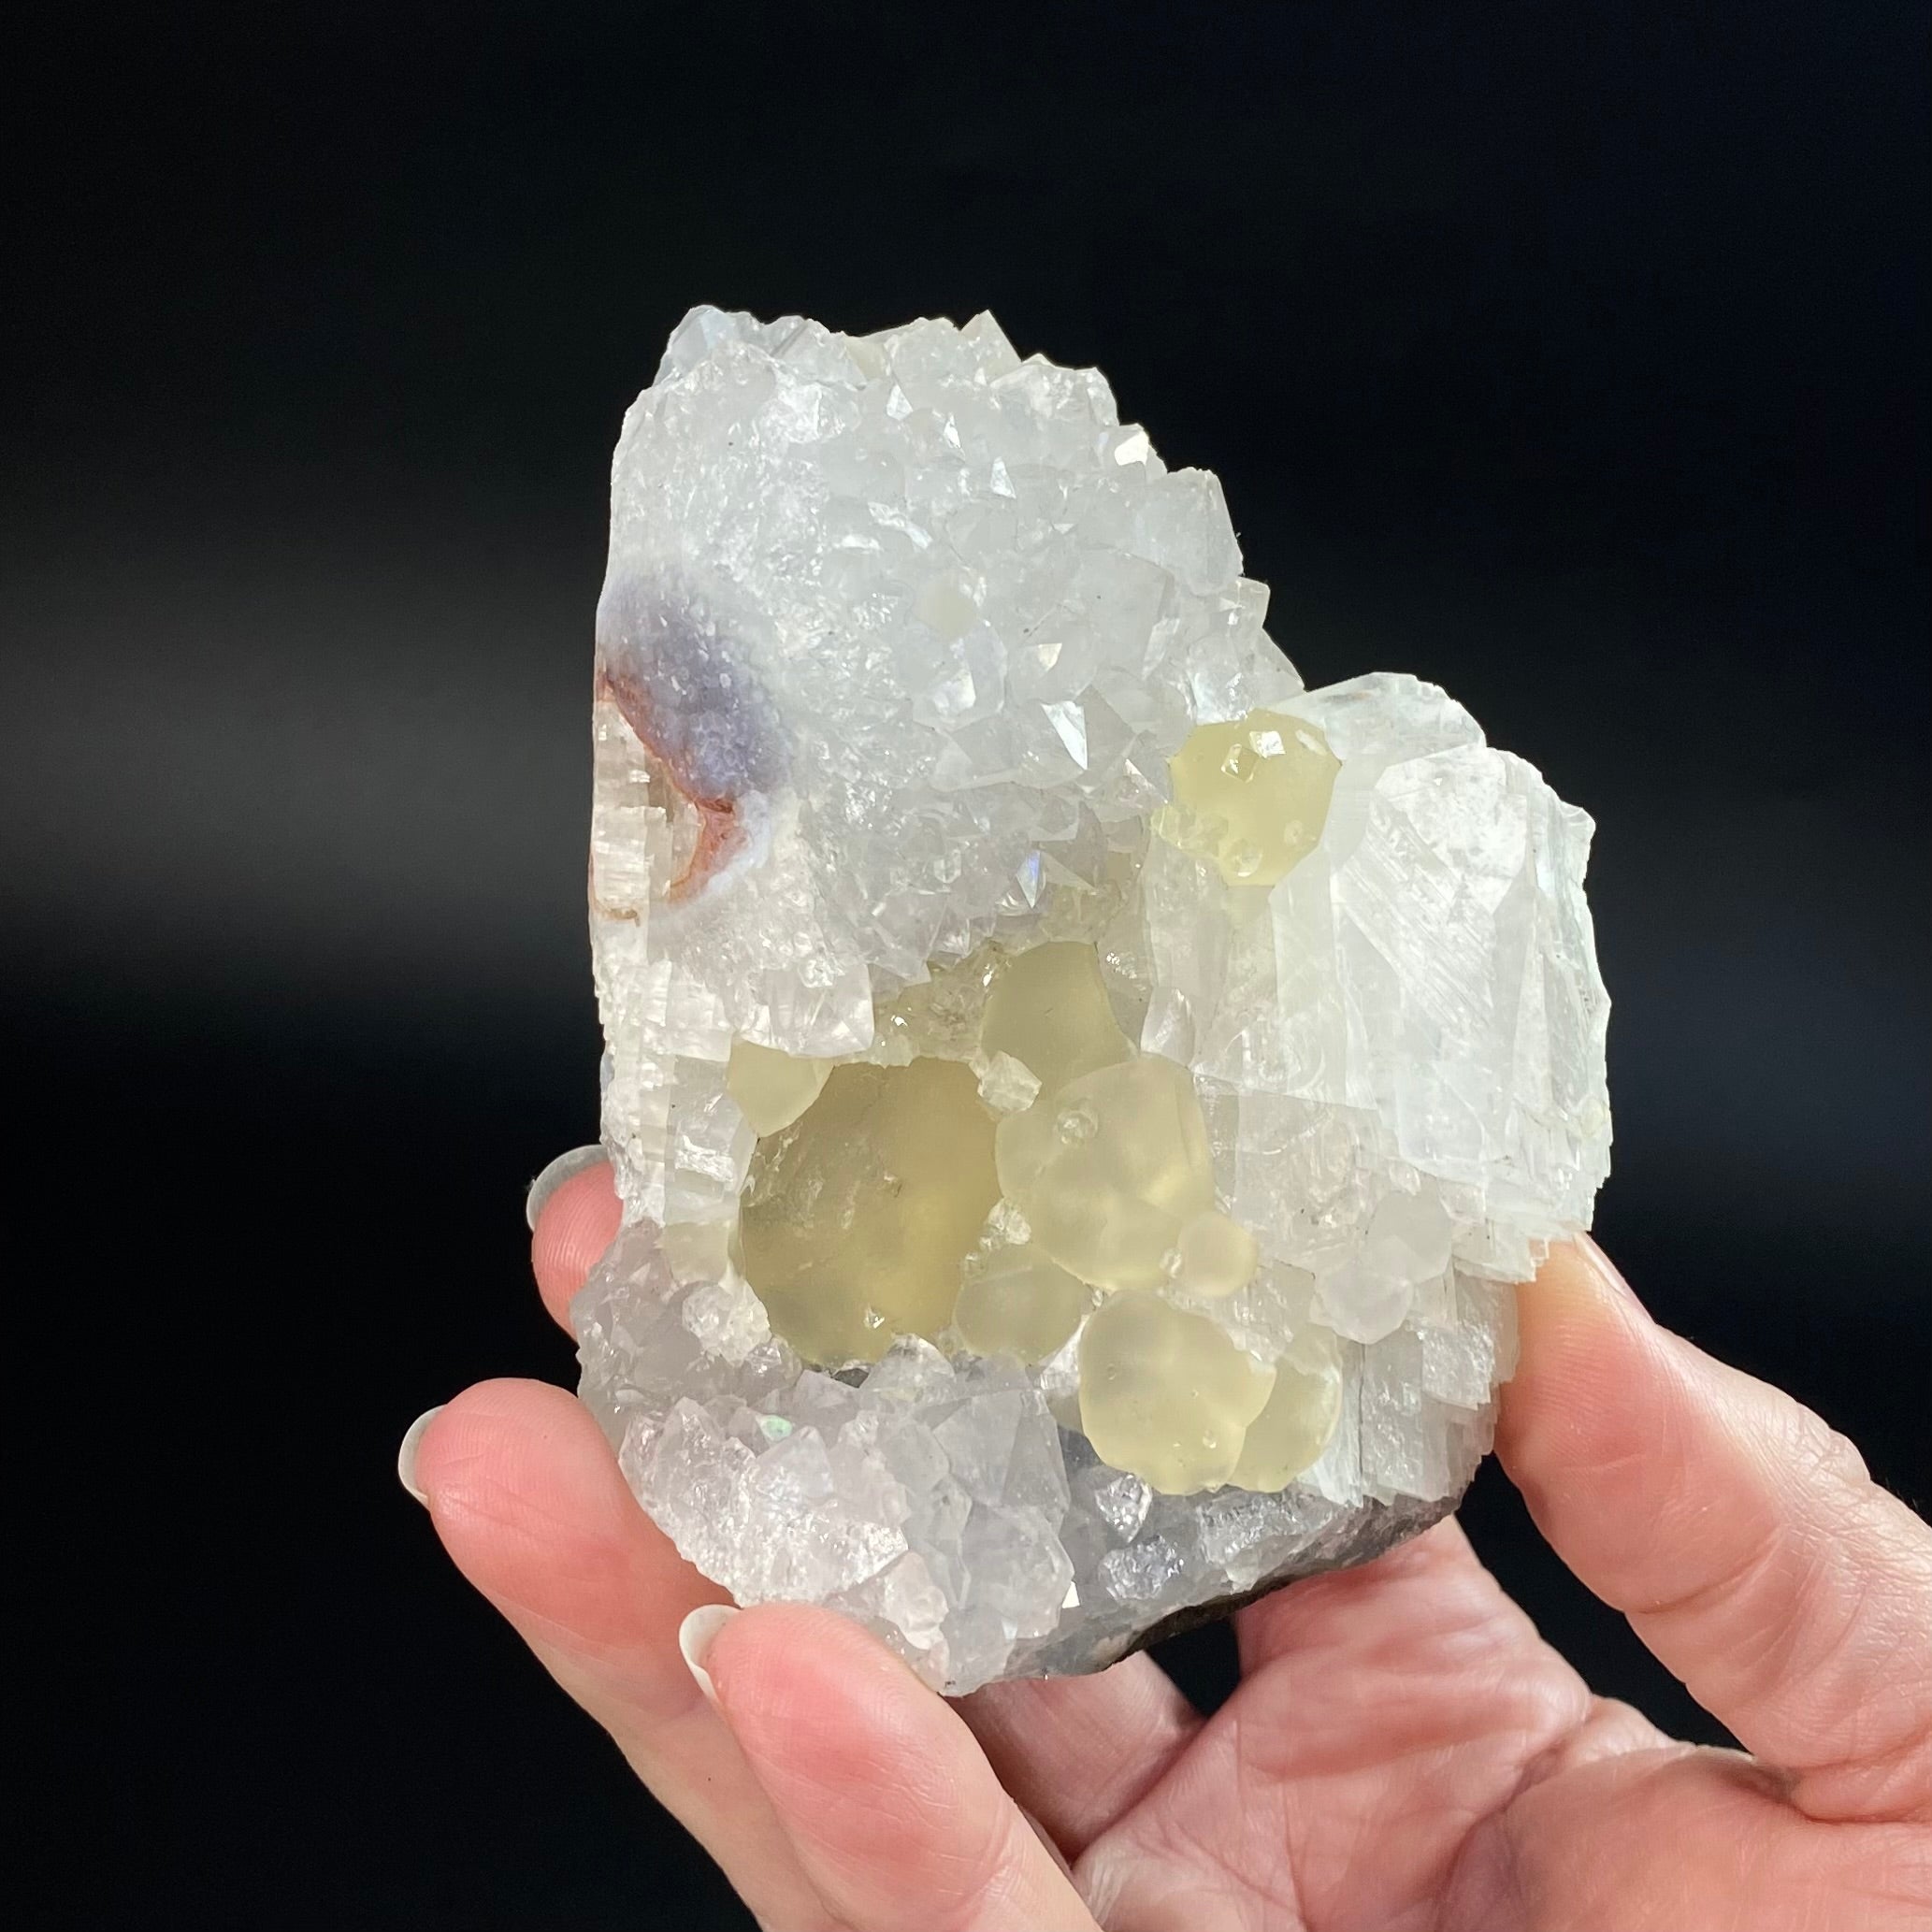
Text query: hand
402 1159 1932 1930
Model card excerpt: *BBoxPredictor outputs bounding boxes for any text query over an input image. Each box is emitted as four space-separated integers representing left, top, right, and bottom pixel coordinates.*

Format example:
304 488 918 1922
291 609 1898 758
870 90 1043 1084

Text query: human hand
402 1158 1932 1929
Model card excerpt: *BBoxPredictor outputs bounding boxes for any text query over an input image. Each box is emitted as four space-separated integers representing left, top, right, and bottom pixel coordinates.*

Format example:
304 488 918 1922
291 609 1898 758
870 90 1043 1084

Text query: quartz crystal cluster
572 306 1612 1692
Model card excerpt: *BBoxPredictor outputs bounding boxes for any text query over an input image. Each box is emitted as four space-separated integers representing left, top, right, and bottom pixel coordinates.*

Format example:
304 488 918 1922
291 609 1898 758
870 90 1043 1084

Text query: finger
958 1656 1202 1855
530 1156 621 1328
1499 1236 1932 1824
698 1603 1104 1932
409 1379 829 1928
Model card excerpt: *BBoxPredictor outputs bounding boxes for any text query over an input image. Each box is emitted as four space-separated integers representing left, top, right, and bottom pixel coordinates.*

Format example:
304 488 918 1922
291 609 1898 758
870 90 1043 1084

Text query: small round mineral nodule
725 1038 833 1135
1231 1344 1345 1492
738 1058 999 1364
1078 1291 1276 1493
952 1244 1089 1364
1166 707 1341 888
570 307 1613 1694
980 939 1133 1091
1175 1208 1260 1298
995 1054 1218 1293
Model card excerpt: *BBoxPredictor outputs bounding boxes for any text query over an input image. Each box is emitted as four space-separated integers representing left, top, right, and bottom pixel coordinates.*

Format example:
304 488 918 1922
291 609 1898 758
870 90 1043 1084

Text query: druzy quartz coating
573 307 1612 1692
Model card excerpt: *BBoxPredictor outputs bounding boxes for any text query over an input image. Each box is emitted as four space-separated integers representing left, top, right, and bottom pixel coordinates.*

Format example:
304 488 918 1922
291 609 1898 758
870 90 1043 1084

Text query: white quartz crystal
572 307 1611 1692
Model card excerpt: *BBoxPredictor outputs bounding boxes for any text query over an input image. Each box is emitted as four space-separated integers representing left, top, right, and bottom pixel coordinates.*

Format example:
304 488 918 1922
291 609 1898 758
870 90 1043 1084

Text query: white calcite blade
571 307 1611 1693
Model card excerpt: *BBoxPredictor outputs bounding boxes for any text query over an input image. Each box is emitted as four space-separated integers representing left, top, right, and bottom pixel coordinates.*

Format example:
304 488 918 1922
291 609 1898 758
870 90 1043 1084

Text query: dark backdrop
7 3 1926 1926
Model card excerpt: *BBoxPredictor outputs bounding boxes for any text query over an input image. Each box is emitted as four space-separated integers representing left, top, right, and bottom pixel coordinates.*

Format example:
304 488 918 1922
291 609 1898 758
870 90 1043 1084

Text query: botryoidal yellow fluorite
1079 1292 1276 1492
978 941 1132 1089
953 1244 1089 1365
740 1058 999 1366
994 1055 1216 1294
1164 708 1340 887
725 1037 833 1135
735 888 1341 1492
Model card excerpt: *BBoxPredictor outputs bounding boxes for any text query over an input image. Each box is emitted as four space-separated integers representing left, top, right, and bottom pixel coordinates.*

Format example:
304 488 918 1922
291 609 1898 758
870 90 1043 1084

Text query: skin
407 1161 1932 1930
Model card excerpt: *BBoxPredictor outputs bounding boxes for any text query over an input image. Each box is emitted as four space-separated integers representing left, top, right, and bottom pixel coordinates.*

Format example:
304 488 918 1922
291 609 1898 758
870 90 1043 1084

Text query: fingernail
397 1406 444 1505
678 1603 739 1705
526 1145 607 1231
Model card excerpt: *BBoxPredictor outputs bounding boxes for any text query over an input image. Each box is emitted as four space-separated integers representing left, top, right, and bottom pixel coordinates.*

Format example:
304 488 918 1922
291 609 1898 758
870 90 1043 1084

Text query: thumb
1498 1238 1932 1825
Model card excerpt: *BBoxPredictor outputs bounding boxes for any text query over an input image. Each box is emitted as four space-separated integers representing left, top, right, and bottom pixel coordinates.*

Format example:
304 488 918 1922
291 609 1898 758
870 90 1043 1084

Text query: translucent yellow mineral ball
1173 1208 1260 1297
994 1054 1217 1292
1228 1353 1343 1490
740 1058 999 1364
726 1038 834 1135
1166 708 1340 887
1078 1291 1276 1492
952 1244 1089 1363
980 940 1133 1090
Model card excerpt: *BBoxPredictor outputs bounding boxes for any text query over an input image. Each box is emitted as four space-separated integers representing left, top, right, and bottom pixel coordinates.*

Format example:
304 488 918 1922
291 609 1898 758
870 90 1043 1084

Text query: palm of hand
408 1169 1932 1932
980 1524 1880 1930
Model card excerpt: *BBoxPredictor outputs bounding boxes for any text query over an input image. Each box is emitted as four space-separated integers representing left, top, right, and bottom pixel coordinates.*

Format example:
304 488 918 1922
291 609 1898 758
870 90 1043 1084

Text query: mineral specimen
571 306 1612 1693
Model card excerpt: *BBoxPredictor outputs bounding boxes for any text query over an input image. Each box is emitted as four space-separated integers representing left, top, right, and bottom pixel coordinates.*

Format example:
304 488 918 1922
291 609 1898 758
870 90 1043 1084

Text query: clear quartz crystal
572 307 1612 1692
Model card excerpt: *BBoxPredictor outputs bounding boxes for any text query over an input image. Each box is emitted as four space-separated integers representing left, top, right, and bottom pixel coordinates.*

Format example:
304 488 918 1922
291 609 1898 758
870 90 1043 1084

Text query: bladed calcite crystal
571 307 1612 1692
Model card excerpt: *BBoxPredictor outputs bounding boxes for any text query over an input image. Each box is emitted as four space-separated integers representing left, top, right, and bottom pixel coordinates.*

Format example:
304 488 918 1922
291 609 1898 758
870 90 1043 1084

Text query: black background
7 3 1926 1926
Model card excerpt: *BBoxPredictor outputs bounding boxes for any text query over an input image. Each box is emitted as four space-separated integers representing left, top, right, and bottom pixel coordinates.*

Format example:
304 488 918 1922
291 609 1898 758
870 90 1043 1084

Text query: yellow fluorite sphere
1229 1354 1343 1490
728 939 1281 1496
1167 708 1340 887
953 1244 1089 1363
1174 1209 1260 1297
995 1055 1216 1292
726 1038 833 1135
740 1058 998 1364
980 940 1132 1089
1078 1292 1276 1492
